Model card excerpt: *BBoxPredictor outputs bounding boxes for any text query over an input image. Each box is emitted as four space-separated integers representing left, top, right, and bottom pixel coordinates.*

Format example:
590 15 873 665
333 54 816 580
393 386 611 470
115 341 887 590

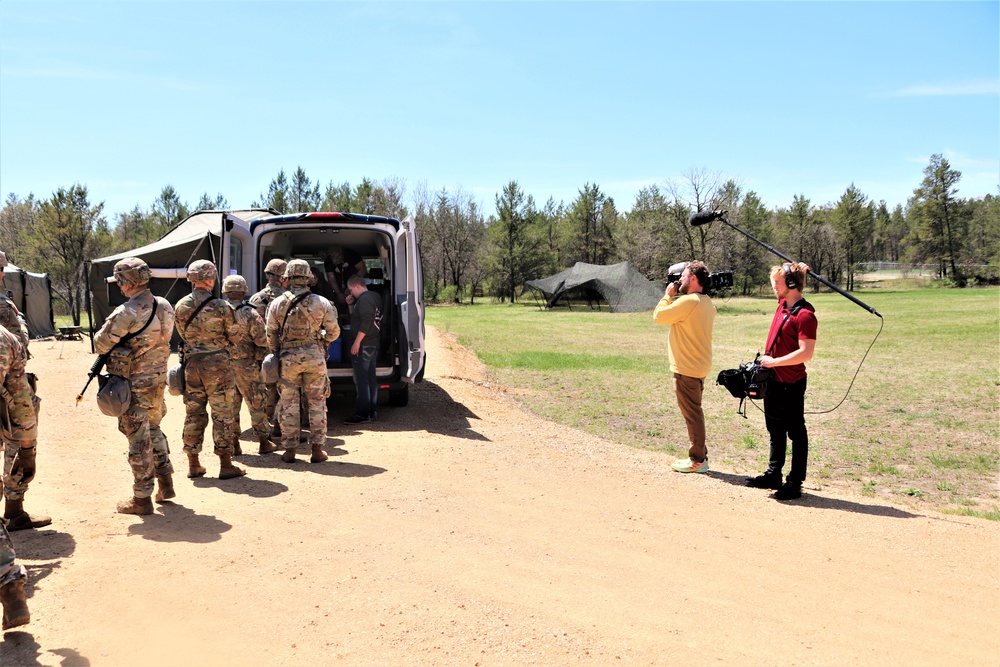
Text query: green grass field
427 287 1000 519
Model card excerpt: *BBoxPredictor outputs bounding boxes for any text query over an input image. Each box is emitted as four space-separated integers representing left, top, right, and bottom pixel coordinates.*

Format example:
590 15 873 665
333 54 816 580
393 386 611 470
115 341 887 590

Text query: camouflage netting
524 262 664 313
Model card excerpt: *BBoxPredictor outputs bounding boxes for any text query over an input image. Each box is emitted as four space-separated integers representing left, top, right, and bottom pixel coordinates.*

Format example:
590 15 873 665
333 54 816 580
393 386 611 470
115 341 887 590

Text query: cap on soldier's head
284 259 312 282
222 274 249 295
187 259 217 282
113 257 151 287
264 258 287 277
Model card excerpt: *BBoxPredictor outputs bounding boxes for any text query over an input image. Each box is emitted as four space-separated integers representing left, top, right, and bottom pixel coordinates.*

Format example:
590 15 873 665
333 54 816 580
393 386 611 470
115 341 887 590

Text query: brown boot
116 496 154 515
3 498 51 531
218 453 246 480
0 579 30 630
310 444 328 463
258 435 278 455
154 474 175 502
280 447 297 463
187 453 206 478
233 442 243 456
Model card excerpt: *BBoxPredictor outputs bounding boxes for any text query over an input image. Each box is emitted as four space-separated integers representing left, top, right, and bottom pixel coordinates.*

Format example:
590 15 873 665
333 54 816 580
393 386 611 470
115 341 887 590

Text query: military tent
524 261 664 313
3 263 56 338
87 208 276 333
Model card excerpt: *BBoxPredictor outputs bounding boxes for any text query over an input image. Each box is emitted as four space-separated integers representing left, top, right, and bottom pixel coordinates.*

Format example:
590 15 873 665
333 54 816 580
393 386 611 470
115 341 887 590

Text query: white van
220 211 425 407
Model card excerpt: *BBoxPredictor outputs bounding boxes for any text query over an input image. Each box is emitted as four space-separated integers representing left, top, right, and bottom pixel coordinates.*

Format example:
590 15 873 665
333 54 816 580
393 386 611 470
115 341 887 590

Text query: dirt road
1 328 997 666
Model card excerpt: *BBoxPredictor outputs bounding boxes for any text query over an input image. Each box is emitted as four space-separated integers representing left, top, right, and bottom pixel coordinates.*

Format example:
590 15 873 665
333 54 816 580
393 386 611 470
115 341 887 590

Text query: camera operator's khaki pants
673 373 707 463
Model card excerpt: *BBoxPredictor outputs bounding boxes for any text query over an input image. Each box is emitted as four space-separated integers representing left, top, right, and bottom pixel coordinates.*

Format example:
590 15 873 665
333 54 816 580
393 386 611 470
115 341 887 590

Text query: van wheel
388 385 409 407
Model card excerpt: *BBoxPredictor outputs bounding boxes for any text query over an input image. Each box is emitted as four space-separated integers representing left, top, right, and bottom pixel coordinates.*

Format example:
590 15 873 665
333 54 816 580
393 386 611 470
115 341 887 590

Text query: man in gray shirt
344 275 381 424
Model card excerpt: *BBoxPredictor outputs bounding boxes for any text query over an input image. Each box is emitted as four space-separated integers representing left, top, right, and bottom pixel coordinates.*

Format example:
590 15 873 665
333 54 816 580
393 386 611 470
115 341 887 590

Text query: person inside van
324 247 366 306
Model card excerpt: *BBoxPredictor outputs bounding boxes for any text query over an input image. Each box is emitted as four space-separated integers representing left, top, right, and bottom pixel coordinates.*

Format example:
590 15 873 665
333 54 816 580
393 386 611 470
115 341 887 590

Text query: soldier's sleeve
173 298 189 343
248 309 268 348
94 305 136 355
0 300 29 350
322 300 340 343
265 297 282 353
158 298 176 344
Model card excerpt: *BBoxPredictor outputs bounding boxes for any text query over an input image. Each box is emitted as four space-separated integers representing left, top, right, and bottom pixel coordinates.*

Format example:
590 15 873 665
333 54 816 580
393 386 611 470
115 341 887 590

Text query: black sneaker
746 473 783 489
774 482 803 500
344 414 371 425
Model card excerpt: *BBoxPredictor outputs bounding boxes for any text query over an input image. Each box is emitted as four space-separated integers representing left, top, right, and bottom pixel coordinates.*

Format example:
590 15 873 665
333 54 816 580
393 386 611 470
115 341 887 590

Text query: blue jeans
351 345 379 418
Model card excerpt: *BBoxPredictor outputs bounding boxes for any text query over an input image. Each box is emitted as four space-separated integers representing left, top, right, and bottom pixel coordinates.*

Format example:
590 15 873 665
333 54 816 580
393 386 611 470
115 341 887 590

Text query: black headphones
782 263 801 290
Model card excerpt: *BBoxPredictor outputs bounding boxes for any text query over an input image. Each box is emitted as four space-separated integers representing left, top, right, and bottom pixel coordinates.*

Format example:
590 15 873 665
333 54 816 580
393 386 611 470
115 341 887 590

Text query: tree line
2 155 997 323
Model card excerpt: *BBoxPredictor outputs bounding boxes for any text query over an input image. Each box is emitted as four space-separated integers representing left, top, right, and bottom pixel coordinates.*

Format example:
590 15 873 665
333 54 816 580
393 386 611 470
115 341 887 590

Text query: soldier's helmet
113 257 151 287
187 259 218 283
222 274 249 295
284 259 312 283
264 258 288 278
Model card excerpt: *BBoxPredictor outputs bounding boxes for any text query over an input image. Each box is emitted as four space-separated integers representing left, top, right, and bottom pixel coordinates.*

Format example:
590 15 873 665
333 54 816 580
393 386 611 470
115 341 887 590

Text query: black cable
744 313 884 415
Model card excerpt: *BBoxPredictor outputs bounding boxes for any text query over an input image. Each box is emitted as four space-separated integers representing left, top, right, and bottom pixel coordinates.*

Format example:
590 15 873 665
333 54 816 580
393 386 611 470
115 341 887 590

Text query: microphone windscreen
689 211 718 227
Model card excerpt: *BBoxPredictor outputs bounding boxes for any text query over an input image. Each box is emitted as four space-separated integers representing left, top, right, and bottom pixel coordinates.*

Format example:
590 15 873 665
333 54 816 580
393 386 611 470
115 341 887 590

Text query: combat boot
258 435 278 454
281 447 297 463
310 444 328 463
116 496 154 515
154 473 175 502
233 442 243 456
3 498 51 531
0 579 30 630
218 453 247 480
187 453 206 478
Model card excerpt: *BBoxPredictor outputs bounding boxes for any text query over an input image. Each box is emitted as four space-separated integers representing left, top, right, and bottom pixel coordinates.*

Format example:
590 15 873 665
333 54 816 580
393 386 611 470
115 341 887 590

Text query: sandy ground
1 327 998 667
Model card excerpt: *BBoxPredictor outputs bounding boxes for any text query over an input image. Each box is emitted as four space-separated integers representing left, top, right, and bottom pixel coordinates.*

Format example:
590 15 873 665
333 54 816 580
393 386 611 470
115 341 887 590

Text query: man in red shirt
746 263 817 500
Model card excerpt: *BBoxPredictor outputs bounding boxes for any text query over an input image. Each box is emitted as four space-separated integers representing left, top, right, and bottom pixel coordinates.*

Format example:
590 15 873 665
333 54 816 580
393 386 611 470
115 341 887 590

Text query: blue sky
1 1 997 220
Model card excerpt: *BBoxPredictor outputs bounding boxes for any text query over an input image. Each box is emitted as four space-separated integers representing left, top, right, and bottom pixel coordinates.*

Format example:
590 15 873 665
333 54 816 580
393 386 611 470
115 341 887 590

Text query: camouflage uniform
266 260 339 463
0 520 29 629
0 251 30 353
0 320 46 531
175 281 241 462
222 275 274 454
0 520 27 592
249 259 287 426
94 259 176 509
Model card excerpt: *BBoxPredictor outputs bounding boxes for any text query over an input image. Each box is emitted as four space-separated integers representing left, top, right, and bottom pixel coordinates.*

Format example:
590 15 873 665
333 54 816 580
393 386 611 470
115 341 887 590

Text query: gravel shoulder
1 327 998 666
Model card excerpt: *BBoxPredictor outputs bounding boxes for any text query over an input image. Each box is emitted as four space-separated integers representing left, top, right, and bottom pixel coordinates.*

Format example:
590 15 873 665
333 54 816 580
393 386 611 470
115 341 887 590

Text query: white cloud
885 80 999 97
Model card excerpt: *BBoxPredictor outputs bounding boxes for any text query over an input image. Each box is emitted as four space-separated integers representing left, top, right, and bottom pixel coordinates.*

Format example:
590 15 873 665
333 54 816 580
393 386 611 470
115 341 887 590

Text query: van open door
396 215 425 382
220 212 254 286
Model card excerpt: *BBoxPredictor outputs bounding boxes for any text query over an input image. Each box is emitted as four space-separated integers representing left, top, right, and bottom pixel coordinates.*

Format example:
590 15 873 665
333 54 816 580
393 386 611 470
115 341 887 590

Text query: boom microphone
689 210 726 226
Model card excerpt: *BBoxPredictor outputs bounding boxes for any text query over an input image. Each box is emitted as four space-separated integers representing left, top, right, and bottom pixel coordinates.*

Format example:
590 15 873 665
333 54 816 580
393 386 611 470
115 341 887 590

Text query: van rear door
396 215 425 382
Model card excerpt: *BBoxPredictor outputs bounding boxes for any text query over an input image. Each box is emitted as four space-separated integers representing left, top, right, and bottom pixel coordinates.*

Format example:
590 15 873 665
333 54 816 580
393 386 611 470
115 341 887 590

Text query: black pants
763 377 808 485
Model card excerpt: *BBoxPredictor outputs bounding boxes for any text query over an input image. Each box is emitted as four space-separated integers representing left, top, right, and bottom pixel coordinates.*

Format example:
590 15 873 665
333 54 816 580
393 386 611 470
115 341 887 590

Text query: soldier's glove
9 446 35 486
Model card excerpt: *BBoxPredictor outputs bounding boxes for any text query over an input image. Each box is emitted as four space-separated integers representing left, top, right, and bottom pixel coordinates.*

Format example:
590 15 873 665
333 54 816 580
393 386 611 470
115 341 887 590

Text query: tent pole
84 261 95 353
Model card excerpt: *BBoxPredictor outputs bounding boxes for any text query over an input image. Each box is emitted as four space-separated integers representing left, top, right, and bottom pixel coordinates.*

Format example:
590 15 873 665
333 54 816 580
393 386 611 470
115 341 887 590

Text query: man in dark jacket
344 275 381 424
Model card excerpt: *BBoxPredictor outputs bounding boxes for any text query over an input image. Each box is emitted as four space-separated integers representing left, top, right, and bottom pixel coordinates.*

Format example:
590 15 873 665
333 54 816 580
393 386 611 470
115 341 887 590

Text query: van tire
388 385 409 407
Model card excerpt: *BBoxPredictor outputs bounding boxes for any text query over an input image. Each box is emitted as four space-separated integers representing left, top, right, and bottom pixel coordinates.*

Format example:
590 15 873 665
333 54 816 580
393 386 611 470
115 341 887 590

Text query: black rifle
76 354 107 403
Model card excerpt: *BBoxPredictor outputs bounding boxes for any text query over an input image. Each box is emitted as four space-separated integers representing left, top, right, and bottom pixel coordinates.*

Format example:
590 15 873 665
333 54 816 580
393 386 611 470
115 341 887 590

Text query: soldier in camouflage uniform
0 254 48 532
174 260 245 480
266 259 339 464
0 326 32 629
222 275 277 455
0 252 31 352
249 258 287 435
93 258 177 515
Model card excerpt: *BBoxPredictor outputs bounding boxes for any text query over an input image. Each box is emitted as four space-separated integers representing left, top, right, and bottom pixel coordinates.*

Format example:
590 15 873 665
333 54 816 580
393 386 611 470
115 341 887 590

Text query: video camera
667 262 734 295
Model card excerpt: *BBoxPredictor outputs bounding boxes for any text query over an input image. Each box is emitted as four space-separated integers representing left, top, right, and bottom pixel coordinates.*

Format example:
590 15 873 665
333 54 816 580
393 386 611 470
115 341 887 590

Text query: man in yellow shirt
653 261 716 473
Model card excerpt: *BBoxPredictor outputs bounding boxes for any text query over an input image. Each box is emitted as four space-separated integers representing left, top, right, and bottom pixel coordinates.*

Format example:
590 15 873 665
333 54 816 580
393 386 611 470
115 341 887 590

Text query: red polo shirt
766 298 817 383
